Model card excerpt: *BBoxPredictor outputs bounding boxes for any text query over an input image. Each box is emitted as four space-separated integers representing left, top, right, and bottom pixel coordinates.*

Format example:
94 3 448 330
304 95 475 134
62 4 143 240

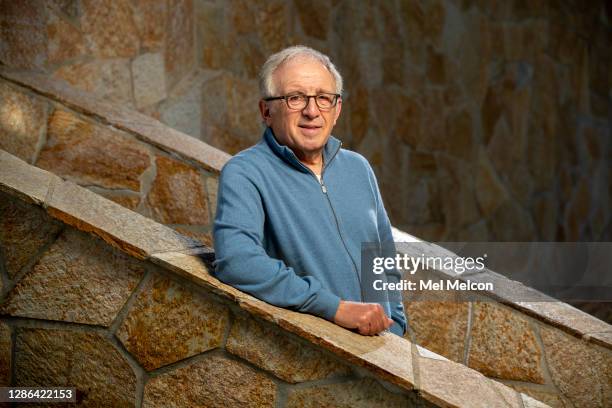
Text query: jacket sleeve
368 165 408 337
212 161 341 321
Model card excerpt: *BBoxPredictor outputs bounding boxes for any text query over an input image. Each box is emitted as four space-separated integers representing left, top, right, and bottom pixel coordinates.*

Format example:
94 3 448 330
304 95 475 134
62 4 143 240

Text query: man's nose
302 96 320 118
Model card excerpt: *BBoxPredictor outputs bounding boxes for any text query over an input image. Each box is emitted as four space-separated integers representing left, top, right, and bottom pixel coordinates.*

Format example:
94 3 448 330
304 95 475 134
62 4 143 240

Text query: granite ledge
0 69 231 174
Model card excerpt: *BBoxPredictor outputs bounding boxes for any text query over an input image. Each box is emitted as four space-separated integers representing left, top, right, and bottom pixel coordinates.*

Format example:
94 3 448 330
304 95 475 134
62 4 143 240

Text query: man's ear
333 97 342 126
259 100 272 126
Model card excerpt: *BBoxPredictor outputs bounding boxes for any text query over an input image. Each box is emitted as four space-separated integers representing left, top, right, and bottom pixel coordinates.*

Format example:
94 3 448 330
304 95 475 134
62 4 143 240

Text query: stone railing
0 150 549 407
1 69 610 407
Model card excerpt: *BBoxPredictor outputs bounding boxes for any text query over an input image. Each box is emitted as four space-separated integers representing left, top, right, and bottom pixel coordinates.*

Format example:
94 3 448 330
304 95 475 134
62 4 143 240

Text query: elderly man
213 45 407 336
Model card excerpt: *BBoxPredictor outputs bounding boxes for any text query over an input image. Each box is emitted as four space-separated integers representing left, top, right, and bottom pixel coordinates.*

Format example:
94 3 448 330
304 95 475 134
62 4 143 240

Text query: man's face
259 57 342 160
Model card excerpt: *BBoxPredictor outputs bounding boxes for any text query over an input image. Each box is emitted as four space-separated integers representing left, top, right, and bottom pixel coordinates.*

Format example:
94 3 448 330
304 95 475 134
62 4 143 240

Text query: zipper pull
321 183 327 194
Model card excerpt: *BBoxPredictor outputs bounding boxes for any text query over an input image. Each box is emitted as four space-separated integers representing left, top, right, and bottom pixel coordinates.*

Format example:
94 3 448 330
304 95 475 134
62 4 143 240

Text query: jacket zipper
307 144 364 302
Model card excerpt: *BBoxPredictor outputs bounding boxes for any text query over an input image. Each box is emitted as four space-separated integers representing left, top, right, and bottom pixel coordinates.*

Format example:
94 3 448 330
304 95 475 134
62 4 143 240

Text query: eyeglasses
263 92 341 110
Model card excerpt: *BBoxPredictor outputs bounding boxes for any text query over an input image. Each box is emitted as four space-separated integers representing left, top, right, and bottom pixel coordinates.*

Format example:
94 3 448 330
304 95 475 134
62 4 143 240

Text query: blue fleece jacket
213 127 407 336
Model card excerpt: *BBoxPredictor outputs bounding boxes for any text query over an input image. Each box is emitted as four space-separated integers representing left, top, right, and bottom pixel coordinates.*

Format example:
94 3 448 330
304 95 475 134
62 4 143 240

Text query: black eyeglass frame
263 92 341 110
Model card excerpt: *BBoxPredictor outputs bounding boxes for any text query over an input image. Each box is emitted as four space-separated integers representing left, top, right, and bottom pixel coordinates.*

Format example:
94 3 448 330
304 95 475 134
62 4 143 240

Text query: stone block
419 353 521 408
132 52 167 109
563 176 591 241
46 179 202 259
81 0 140 58
256 1 288 54
201 73 261 145
142 354 276 407
132 0 166 50
0 322 10 386
294 0 329 41
0 0 48 69
475 148 508 217
14 327 136 406
93 190 141 212
468 302 545 384
0 81 48 164
541 326 611 408
145 155 209 225
1 228 144 326
165 0 195 90
0 149 61 206
436 155 480 231
197 1 228 70
37 109 151 191
508 384 566 408
0 194 62 280
286 378 419 408
205 176 219 220
53 58 134 107
404 300 468 363
488 200 536 241
116 273 229 370
159 70 213 138
47 10 87 64
227 314 350 383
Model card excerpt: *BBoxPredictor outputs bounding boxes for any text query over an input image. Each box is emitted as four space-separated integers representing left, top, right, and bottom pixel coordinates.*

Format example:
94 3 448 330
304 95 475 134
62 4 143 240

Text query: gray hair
259 45 343 98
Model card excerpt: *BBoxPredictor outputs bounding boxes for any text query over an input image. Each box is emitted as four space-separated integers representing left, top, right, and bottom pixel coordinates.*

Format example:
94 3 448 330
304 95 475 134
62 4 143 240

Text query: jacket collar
263 127 341 174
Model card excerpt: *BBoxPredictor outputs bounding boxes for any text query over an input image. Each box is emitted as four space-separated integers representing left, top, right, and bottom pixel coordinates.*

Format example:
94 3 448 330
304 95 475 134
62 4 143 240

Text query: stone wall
0 70 610 407
393 232 612 408
1 0 610 242
0 72 227 249
0 149 552 408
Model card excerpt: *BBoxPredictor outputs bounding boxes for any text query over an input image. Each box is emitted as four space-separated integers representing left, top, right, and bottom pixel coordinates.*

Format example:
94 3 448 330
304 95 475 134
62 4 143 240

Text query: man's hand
333 300 394 335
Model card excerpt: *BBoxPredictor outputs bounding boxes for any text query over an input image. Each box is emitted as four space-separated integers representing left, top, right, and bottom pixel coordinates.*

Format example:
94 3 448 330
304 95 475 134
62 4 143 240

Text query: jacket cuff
315 290 342 322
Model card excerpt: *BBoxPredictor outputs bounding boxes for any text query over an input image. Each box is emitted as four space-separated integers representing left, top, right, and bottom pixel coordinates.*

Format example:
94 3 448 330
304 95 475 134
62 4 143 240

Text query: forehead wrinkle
273 57 337 95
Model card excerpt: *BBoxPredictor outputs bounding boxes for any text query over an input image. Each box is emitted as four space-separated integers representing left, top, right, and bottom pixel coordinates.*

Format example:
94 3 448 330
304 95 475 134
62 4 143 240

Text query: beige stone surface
419 353 520 408
93 190 141 211
0 194 62 280
286 378 419 408
227 314 350 383
508 384 567 408
200 73 261 150
205 176 219 219
132 52 167 109
165 0 195 90
0 149 62 206
132 0 166 50
404 300 468 363
541 326 611 408
475 148 508 217
37 109 150 191
436 155 480 231
143 354 276 408
488 200 537 241
0 81 48 163
0 0 48 69
468 302 545 383
53 59 133 107
1 228 144 326
295 0 329 41
47 179 202 259
1 70 231 174
47 10 87 64
14 327 136 406
0 322 10 386
81 0 140 58
117 273 229 370
197 1 229 70
146 155 209 225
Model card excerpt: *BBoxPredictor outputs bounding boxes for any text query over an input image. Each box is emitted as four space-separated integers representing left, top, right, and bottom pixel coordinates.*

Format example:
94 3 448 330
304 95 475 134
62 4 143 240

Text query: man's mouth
299 124 322 129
